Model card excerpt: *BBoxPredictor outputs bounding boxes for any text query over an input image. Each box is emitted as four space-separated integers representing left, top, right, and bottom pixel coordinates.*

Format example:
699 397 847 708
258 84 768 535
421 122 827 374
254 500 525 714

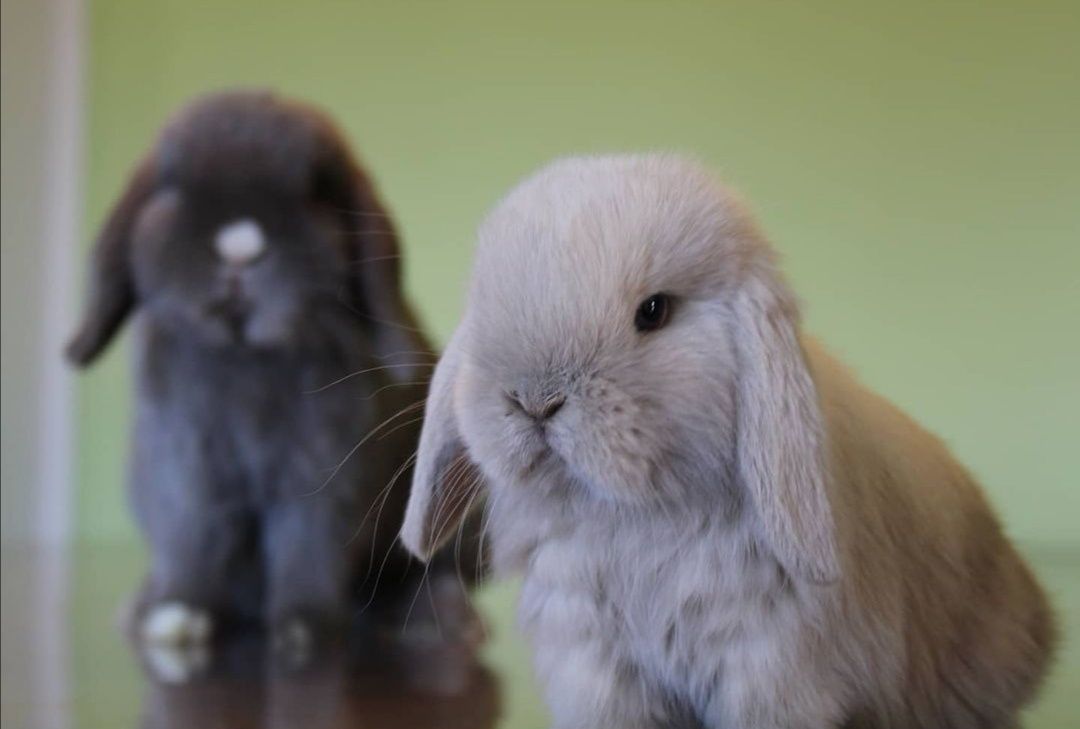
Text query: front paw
141 641 211 684
271 616 316 667
141 601 213 647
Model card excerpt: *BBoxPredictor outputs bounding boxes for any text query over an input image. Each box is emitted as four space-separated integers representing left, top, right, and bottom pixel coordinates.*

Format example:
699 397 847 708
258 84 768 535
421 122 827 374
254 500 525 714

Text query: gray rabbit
68 91 481 653
402 155 1054 728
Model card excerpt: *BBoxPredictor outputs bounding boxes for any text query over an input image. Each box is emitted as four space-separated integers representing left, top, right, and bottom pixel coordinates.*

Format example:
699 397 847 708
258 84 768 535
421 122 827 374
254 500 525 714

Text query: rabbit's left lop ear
731 264 840 584
400 328 484 561
310 124 431 374
66 158 159 366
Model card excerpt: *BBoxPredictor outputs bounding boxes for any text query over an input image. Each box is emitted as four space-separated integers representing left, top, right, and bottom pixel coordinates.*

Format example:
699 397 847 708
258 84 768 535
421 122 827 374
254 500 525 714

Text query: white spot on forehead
214 219 265 265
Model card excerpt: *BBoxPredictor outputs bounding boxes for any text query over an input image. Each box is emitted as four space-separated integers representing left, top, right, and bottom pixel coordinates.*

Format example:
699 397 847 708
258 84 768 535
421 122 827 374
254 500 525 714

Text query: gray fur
69 91 481 646
401 155 1055 727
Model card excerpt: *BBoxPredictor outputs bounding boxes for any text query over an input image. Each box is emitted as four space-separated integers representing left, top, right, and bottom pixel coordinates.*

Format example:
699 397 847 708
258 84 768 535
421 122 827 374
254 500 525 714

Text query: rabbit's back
808 341 1057 726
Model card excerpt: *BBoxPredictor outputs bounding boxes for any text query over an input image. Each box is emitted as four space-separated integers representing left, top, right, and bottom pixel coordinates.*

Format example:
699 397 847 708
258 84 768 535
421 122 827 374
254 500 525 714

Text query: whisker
346 450 417 549
425 455 468 546
355 448 442 617
358 380 430 402
331 287 431 335
374 349 438 361
475 487 503 587
363 451 420 574
423 575 445 642
375 415 425 441
402 560 432 634
431 464 479 548
452 476 485 603
355 311 428 334
452 498 470 594
301 399 426 497
305 364 435 394
356 532 401 617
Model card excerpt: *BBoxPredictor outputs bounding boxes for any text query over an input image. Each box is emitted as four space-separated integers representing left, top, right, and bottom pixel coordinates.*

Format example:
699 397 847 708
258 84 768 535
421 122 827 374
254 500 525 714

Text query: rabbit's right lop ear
66 159 157 366
732 266 840 584
400 328 483 561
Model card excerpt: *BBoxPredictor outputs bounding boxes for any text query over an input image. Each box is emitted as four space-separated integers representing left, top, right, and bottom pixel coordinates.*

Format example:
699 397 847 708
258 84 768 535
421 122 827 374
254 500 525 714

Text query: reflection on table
137 621 500 729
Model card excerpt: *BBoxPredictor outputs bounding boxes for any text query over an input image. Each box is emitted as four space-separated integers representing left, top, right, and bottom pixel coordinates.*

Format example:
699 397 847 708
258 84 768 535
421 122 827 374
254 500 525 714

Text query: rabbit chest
511 500 807 717
133 322 389 504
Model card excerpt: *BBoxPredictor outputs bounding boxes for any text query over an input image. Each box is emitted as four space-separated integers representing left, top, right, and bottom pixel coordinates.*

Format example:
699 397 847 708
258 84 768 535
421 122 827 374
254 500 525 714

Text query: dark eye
634 293 671 333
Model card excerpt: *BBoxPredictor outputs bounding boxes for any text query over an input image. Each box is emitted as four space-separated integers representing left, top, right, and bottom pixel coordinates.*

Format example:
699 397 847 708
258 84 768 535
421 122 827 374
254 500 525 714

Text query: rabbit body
69 92 475 648
129 316 422 639
494 341 1052 729
400 155 1054 728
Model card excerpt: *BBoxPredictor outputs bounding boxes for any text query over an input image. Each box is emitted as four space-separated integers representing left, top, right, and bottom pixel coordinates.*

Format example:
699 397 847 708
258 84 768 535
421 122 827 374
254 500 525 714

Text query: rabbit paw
271 617 315 667
141 601 213 647
141 641 211 684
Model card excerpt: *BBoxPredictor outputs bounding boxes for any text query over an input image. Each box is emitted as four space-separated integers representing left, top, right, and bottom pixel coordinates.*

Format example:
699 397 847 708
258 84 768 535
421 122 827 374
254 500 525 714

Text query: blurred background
2 1 1077 727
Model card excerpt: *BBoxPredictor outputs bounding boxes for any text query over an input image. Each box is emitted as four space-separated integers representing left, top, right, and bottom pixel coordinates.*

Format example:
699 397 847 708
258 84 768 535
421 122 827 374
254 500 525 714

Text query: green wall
81 0 1079 544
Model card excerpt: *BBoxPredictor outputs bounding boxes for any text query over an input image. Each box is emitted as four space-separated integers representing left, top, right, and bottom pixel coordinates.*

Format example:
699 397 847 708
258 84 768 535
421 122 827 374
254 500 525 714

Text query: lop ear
311 130 431 374
400 328 483 561
731 266 839 583
66 158 158 366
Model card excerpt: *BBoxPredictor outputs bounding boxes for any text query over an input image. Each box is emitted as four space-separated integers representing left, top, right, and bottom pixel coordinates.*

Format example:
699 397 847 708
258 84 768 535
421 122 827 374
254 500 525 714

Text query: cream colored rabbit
401 154 1055 728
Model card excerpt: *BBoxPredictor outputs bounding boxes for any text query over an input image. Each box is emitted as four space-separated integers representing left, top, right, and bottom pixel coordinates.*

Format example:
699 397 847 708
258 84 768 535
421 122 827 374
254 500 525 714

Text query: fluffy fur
400 155 1055 728
68 91 481 650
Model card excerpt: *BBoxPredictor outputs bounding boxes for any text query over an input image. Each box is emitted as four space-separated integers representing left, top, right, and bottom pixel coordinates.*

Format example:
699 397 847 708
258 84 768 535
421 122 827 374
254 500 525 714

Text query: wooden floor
1 543 1076 728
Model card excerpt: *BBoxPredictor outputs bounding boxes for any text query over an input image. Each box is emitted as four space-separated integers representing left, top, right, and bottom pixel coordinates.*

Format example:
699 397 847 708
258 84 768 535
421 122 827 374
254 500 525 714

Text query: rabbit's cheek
550 387 661 503
458 387 527 480
477 412 560 493
503 423 552 483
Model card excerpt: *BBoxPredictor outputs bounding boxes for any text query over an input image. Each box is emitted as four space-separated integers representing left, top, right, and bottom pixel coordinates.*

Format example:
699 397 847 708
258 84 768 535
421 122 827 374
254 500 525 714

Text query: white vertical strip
29 546 72 729
37 0 83 544
29 1 83 727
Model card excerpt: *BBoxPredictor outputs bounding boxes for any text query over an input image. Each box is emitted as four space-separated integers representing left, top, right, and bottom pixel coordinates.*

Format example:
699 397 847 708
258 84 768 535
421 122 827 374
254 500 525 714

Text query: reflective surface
134 631 500 729
2 542 1077 728
1 543 547 729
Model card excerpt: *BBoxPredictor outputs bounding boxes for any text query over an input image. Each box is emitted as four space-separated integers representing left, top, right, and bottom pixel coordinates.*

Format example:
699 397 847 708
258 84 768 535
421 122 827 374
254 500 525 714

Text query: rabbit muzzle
205 292 252 342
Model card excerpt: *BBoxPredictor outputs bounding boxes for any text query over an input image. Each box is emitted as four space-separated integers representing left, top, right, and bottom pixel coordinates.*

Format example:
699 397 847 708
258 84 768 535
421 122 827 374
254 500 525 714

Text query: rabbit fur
400 155 1055 728
68 91 482 651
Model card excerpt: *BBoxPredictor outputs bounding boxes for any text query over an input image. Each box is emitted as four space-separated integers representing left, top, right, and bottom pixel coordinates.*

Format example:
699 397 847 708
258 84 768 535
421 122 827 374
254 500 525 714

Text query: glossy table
1 543 1076 728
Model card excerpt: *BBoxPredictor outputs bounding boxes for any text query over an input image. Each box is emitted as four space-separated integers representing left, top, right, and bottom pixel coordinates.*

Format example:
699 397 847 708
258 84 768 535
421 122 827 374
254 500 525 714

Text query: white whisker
301 399 426 497
305 364 435 394
375 415 425 441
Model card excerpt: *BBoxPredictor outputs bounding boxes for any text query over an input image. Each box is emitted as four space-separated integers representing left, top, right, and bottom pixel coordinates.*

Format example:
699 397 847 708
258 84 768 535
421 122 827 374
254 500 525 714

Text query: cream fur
401 155 1055 728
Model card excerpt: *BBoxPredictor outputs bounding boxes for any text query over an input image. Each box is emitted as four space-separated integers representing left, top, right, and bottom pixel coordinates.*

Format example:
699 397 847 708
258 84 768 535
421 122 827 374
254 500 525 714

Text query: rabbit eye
634 293 671 333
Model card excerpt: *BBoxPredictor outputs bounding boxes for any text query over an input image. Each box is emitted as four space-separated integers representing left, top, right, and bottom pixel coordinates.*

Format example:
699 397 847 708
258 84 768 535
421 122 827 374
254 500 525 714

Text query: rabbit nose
214 219 266 266
507 391 566 422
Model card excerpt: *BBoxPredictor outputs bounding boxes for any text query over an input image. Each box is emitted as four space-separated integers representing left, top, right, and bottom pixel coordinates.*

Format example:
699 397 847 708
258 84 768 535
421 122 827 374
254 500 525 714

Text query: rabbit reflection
137 617 499 729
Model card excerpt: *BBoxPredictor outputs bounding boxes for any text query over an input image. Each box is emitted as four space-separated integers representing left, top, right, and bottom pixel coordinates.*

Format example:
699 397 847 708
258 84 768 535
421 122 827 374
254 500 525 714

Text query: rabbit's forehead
469 217 734 373
464 155 760 369
474 188 736 310
475 156 749 284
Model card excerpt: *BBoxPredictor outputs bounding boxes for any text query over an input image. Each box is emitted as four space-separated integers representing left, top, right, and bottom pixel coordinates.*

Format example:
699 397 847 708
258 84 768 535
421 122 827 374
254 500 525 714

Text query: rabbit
67 90 483 656
398 154 1056 728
